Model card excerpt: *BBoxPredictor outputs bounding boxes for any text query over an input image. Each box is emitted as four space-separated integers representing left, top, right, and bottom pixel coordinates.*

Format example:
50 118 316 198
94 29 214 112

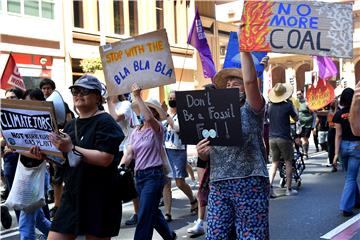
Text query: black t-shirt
20 155 43 168
62 112 124 188
333 108 360 141
269 101 298 140
318 115 329 131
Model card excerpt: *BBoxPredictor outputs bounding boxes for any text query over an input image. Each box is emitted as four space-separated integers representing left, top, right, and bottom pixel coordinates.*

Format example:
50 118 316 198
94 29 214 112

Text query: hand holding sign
49 132 72 153
196 138 211 161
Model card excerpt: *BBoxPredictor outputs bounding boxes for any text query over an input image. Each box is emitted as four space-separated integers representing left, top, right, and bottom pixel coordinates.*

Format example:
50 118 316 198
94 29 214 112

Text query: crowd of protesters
1 51 360 240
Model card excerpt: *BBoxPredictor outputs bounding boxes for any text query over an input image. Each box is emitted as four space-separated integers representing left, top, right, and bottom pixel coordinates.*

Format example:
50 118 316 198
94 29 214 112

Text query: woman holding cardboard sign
120 83 176 240
48 75 124 240
196 52 269 239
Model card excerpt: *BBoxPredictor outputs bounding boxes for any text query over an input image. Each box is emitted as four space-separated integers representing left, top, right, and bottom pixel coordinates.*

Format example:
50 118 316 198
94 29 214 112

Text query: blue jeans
339 141 360 212
19 208 51 240
134 166 173 240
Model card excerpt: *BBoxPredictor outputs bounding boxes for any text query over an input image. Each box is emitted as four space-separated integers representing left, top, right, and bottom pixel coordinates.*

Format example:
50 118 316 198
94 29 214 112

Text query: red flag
1 54 26 91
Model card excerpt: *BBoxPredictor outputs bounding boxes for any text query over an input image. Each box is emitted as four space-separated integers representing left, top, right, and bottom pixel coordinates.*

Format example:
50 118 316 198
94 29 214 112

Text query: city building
0 0 237 104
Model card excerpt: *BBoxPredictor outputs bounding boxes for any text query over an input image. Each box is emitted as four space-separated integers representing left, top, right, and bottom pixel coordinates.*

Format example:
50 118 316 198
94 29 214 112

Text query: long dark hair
339 88 354 109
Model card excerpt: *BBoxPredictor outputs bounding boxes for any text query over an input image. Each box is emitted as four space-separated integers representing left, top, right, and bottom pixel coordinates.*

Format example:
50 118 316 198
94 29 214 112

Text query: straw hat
131 98 167 121
269 83 293 103
213 68 243 89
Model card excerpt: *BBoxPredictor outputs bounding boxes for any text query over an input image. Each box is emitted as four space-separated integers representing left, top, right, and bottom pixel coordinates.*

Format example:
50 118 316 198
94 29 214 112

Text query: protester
297 90 314 158
349 81 360 136
39 78 74 218
268 83 298 197
1 88 24 228
2 89 23 206
162 90 197 222
327 100 338 172
108 94 140 226
333 88 360 217
17 89 52 239
196 52 269 239
120 83 176 240
187 83 216 236
48 75 124 239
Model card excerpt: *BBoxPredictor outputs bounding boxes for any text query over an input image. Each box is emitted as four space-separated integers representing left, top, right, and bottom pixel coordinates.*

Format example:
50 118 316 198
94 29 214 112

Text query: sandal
190 198 198 214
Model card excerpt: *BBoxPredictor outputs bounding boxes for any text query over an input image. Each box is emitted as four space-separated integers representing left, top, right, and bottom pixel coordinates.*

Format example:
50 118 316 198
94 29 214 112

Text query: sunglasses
71 87 94 96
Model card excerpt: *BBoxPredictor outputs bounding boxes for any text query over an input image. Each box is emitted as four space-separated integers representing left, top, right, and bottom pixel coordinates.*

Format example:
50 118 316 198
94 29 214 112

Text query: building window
113 0 124 34
42 0 54 19
156 0 163 30
24 0 39 17
73 0 83 28
7 0 54 19
129 0 138 35
7 0 21 13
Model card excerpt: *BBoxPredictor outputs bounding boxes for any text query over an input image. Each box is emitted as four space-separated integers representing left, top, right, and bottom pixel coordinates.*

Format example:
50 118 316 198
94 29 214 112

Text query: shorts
269 138 293 162
301 127 312 138
196 157 209 169
166 148 188 179
318 131 328 144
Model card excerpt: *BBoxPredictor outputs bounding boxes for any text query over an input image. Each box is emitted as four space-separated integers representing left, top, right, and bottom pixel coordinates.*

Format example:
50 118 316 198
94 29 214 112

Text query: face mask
239 91 246 102
168 99 176 108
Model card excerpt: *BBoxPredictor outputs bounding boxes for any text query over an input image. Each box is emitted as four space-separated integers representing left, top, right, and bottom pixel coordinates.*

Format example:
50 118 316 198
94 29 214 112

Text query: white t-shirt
164 114 186 150
115 101 139 152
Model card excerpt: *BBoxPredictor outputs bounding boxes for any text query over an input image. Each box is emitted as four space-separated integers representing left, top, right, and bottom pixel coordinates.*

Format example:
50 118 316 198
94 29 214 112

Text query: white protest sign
0 99 64 160
99 29 176 96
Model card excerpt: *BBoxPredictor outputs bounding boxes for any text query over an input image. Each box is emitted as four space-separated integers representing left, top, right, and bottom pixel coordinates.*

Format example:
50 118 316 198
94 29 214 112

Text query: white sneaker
285 188 298 196
270 187 276 198
187 219 205 235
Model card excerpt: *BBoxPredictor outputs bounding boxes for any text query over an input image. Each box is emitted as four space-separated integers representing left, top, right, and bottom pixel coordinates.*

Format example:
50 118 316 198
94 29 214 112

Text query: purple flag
315 56 338 80
187 8 216 79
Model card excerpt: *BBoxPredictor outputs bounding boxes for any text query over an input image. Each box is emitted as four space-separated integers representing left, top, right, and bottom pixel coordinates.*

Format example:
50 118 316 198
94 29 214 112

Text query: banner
1 53 26 91
314 56 338 80
187 8 217 79
176 89 241 146
223 31 267 78
0 99 64 161
307 79 335 111
99 29 176 96
240 1 353 58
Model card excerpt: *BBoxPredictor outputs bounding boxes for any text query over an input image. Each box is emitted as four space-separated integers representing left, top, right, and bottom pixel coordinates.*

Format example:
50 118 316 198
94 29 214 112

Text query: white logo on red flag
1 54 26 91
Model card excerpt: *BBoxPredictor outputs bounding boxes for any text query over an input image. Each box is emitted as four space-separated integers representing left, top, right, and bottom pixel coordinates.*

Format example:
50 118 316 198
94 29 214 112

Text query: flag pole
177 44 190 91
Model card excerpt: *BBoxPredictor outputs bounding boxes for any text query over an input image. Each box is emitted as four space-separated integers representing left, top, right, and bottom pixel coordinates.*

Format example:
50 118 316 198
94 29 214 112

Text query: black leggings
328 128 336 164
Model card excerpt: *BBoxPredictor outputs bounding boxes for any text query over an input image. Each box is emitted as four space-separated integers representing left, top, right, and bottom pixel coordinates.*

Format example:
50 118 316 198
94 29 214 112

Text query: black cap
69 75 102 94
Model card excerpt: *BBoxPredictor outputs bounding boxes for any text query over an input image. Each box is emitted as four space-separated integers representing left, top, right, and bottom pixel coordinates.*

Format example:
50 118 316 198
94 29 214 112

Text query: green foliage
80 58 103 73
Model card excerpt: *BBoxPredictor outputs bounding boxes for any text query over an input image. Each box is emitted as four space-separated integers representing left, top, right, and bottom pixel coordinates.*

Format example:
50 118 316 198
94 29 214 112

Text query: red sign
307 79 335 111
1 54 26 91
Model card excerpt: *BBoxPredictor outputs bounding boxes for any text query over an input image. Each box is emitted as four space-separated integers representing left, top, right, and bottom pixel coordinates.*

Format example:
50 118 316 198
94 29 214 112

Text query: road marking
0 227 19 238
321 213 360 239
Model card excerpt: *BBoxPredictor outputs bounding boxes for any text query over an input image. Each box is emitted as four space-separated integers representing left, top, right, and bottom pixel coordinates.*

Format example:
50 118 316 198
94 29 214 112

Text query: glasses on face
71 87 93 96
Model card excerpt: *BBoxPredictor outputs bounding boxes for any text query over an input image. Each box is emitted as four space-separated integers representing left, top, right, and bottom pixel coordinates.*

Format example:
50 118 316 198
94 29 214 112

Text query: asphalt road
1 150 360 239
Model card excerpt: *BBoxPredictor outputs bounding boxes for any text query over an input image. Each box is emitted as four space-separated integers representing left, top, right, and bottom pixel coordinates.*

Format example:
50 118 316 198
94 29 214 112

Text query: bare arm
108 96 126 122
333 123 342 167
132 84 161 132
120 144 134 167
350 81 360 136
49 132 114 167
241 52 264 112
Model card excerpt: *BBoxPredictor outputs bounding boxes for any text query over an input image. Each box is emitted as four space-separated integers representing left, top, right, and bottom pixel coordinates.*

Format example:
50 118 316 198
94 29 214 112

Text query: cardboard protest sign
240 1 353 58
0 99 65 163
223 31 267 79
99 29 176 96
176 89 241 146
306 79 335 111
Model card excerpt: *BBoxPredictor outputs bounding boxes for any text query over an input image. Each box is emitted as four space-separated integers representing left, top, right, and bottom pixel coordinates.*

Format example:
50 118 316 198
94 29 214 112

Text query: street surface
1 147 360 239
